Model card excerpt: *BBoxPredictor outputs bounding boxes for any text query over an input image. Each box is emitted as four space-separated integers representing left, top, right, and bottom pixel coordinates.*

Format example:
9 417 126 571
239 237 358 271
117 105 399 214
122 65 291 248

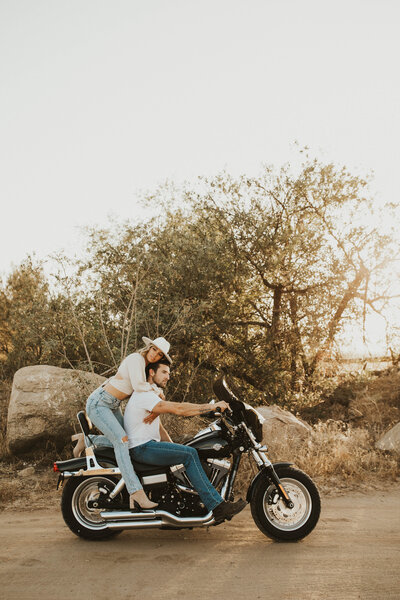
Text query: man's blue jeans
130 440 223 511
86 387 142 494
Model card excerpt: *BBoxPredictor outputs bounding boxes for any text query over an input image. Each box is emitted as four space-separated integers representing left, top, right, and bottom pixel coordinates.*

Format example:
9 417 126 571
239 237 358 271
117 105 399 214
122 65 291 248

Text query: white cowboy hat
142 336 172 364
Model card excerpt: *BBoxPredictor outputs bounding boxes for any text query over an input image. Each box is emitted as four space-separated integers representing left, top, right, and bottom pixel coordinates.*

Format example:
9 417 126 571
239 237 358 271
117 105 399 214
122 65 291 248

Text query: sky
1 0 399 354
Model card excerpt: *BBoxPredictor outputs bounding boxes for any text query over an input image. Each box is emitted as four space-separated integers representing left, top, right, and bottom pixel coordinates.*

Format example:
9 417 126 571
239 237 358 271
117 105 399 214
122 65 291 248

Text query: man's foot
213 499 247 524
129 489 158 511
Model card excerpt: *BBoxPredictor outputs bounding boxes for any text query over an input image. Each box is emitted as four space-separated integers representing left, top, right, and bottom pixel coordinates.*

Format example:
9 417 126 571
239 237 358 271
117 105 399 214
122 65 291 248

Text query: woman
73 336 172 510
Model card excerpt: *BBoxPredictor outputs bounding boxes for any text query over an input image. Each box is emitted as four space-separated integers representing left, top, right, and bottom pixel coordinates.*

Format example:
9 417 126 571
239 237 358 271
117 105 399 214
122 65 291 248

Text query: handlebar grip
202 411 217 419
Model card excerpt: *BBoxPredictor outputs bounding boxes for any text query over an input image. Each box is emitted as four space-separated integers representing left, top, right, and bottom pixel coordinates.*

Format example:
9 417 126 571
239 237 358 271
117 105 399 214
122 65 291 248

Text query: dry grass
298 368 400 432
262 421 400 493
0 464 60 511
351 371 400 431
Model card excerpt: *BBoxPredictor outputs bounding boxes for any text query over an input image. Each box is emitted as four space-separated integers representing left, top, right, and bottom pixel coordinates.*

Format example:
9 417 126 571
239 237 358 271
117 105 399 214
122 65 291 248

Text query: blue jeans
86 387 142 494
130 440 223 511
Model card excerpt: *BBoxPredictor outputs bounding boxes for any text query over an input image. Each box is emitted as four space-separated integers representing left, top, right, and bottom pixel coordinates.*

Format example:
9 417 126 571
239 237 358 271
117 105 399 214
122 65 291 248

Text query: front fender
246 462 293 503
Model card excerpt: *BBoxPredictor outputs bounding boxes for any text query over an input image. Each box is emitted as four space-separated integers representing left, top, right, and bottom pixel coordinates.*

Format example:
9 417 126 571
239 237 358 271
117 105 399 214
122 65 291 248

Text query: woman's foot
129 489 158 510
71 433 85 458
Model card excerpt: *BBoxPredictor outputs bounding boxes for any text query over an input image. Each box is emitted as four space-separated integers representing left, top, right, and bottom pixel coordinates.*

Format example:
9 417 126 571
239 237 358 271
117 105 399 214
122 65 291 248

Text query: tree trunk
288 294 308 388
271 285 283 336
309 266 368 373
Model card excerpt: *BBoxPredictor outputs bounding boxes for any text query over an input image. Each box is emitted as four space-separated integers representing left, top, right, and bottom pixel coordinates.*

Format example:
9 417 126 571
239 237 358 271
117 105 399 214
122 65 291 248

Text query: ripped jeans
86 387 142 494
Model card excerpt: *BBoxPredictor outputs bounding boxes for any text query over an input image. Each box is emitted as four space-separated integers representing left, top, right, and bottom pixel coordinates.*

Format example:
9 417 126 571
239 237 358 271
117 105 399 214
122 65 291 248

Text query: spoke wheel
263 477 312 531
250 466 321 541
61 476 124 540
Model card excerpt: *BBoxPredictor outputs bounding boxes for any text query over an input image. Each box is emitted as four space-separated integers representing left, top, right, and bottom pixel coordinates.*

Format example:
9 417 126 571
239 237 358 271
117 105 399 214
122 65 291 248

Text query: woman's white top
106 353 161 396
124 391 161 449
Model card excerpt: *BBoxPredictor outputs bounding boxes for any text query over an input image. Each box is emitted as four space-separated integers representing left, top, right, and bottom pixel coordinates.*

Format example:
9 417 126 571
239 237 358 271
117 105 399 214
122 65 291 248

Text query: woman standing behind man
74 336 172 510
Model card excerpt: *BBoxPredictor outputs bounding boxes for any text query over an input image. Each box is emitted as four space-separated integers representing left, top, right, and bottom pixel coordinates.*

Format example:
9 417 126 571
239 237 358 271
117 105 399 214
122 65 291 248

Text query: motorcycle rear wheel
61 476 124 540
250 465 321 541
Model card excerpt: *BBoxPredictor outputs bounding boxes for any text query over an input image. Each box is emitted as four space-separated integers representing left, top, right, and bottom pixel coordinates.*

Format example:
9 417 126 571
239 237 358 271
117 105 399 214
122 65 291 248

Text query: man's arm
159 421 173 442
150 400 229 417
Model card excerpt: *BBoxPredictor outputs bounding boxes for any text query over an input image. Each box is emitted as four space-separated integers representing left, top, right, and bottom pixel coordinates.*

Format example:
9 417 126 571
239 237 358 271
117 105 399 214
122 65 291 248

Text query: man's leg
131 441 223 511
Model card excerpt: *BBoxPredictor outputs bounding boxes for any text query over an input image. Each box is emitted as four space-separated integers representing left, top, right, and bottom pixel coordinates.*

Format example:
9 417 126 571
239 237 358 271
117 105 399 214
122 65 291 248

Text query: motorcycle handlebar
202 407 233 419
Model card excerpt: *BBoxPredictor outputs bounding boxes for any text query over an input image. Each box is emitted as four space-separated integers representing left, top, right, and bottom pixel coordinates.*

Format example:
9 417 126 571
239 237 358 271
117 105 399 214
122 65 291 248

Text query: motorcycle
53 377 321 541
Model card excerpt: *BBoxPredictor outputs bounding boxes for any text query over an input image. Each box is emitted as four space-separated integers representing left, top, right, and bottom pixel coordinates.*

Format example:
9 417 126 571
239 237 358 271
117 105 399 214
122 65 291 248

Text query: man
123 360 246 523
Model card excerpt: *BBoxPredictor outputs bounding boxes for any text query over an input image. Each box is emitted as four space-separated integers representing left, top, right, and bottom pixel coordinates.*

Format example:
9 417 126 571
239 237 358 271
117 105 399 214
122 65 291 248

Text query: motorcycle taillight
53 463 59 472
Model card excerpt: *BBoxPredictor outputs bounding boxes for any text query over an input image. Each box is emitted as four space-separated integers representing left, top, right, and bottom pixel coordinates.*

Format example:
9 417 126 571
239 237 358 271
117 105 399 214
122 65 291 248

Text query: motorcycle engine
149 459 231 517
203 458 231 488
171 458 231 490
150 482 207 517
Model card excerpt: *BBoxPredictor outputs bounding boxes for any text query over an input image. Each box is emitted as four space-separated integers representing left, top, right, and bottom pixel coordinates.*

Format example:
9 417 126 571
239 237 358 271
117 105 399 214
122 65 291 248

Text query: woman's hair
137 343 154 358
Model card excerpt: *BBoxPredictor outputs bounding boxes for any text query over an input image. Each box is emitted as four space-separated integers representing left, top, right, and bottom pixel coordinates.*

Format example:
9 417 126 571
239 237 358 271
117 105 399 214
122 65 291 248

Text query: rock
255 405 312 447
376 422 400 453
18 466 35 477
6 366 105 455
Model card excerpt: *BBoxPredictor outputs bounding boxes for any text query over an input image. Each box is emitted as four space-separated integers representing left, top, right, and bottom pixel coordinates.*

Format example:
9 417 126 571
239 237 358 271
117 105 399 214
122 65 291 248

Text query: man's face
151 364 170 388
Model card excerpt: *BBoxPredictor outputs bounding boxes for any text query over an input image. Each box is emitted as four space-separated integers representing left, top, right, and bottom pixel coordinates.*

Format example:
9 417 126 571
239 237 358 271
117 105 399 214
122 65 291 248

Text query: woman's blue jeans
130 440 223 511
86 387 142 494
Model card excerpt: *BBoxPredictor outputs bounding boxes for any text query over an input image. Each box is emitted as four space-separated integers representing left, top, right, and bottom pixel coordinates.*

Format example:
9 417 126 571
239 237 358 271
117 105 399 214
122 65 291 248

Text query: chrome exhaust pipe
107 519 163 530
100 509 215 529
101 510 157 521
158 509 215 527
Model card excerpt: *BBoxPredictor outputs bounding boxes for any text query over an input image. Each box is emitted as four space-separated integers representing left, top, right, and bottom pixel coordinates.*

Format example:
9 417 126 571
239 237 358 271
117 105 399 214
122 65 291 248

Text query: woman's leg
131 441 223 511
87 402 142 494
114 406 124 428
87 434 113 447
87 406 124 447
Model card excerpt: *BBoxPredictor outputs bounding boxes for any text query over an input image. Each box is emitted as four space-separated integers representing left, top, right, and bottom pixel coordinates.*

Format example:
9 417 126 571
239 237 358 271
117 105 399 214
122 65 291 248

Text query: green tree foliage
0 258 53 375
1 158 398 404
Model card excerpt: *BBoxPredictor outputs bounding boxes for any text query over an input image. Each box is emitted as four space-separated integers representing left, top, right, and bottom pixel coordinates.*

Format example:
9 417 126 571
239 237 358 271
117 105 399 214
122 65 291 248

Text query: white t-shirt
124 391 162 449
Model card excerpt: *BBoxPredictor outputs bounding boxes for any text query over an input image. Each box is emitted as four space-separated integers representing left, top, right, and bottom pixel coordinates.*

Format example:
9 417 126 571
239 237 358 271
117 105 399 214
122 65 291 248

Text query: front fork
241 422 294 509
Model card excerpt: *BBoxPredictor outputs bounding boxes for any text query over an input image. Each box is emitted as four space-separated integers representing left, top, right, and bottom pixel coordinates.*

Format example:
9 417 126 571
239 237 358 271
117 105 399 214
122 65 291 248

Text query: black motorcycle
54 377 321 541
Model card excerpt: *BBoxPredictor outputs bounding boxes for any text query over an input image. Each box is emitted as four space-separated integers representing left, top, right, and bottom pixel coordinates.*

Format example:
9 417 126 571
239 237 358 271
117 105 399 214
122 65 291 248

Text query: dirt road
0 489 399 600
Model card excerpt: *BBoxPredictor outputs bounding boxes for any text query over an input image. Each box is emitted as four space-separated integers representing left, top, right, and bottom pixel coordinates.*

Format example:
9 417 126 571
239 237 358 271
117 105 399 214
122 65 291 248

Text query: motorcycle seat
95 446 167 476
55 448 170 477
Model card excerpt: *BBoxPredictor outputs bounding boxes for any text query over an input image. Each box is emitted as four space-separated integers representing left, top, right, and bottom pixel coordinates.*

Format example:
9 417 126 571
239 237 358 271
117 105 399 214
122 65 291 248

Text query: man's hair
145 359 170 380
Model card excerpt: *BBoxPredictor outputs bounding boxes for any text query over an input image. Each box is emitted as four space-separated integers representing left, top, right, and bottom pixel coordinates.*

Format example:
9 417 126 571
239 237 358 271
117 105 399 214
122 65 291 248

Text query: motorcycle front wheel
61 476 124 540
250 465 321 541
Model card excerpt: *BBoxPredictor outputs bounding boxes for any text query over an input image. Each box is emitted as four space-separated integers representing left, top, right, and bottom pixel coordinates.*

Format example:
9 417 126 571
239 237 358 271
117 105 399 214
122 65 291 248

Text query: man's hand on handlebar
213 401 231 413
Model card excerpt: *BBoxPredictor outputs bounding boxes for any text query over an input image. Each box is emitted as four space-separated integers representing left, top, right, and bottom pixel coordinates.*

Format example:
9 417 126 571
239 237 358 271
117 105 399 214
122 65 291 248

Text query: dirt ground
0 488 399 600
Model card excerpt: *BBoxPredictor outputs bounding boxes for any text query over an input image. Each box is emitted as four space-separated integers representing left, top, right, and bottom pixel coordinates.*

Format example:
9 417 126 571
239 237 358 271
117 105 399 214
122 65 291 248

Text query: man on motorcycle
124 360 247 523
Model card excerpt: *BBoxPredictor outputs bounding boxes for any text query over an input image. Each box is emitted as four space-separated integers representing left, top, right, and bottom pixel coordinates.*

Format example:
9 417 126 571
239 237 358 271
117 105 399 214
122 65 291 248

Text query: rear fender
54 457 87 473
246 462 293 503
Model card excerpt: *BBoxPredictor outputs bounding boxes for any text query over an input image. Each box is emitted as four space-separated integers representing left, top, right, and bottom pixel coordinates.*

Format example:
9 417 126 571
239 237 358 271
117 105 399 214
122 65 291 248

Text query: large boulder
6 365 105 455
376 422 400 453
256 405 312 448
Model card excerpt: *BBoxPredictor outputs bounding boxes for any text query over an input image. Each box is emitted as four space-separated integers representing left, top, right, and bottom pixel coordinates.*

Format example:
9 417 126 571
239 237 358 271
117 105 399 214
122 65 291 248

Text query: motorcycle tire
250 465 321 541
61 476 124 540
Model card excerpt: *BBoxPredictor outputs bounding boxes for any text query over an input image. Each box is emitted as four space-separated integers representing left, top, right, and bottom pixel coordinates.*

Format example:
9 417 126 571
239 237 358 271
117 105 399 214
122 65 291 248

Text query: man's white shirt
124 391 162 449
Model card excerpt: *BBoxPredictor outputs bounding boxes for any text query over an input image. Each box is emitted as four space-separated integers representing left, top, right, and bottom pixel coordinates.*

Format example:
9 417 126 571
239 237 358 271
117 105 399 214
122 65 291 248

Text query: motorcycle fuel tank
185 429 230 458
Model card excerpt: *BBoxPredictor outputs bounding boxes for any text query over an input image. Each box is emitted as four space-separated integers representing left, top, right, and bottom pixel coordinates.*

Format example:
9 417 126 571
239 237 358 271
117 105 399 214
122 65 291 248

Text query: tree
0 258 52 375
1 157 397 407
